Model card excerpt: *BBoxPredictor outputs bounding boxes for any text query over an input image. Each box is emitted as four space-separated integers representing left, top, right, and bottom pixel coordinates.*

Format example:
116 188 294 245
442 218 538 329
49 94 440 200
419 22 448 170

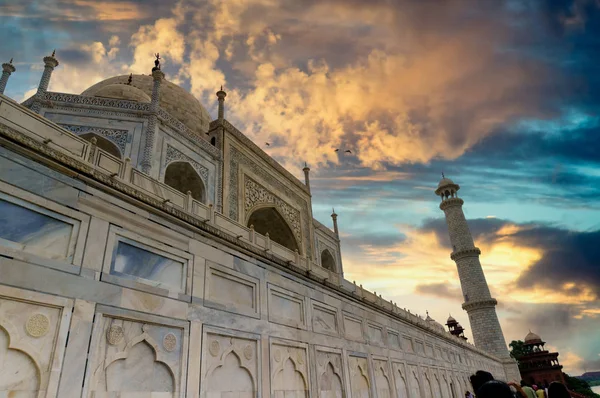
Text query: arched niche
105 340 174 393
247 207 299 253
375 366 391 398
273 358 307 397
164 161 206 203
81 133 121 159
319 362 343 395
411 372 422 398
320 249 336 272
395 370 409 398
0 325 40 395
207 351 254 394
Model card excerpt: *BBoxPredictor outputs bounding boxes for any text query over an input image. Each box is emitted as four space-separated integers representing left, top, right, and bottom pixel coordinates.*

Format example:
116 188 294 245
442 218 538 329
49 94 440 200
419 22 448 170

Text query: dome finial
153 53 161 71
127 73 133 85
51 49 56 57
442 171 445 178
9 58 12 64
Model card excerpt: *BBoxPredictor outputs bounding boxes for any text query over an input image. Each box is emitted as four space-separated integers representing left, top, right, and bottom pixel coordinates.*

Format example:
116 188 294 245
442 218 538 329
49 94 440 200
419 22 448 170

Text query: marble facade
0 70 512 398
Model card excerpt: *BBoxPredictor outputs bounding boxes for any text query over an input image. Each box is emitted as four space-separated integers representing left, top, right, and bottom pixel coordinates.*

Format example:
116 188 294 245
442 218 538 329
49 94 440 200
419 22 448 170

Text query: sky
1 0 600 376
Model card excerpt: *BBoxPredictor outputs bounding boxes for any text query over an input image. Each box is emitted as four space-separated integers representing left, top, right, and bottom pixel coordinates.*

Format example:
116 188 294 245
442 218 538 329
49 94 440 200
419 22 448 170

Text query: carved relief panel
373 359 392 398
84 308 188 398
392 362 410 398
201 328 260 398
271 341 310 398
315 349 345 398
347 355 371 398
0 286 72 398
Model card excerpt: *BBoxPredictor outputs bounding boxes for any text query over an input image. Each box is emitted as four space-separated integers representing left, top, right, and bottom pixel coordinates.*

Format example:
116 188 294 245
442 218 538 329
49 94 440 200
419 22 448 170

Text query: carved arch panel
373 359 392 398
271 342 309 398
201 329 259 398
348 355 371 398
316 349 345 398
84 309 187 398
0 286 72 398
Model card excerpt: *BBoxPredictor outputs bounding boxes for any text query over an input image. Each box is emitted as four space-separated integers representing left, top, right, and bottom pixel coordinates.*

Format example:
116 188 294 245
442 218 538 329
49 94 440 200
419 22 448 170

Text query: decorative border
58 124 129 155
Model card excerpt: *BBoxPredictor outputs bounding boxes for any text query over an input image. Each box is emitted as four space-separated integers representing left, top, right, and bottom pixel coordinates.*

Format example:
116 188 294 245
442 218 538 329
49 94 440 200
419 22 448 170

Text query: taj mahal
0 52 520 398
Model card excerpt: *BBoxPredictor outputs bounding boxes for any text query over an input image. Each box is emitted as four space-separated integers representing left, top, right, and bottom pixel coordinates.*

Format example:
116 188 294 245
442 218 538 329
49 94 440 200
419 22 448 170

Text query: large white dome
82 74 211 136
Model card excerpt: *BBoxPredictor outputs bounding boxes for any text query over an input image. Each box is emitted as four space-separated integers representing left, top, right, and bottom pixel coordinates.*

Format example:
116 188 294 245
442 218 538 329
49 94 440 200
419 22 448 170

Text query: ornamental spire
0 58 16 95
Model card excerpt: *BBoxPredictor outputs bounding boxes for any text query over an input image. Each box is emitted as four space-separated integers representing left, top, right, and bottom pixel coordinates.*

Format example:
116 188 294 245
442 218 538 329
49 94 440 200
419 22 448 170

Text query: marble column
31 52 59 113
140 69 164 174
0 60 16 95
216 86 226 120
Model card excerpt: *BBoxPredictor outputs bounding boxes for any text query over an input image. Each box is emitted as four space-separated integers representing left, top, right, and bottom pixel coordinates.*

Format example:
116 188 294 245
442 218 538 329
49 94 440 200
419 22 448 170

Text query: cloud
415 282 463 301
106 0 579 170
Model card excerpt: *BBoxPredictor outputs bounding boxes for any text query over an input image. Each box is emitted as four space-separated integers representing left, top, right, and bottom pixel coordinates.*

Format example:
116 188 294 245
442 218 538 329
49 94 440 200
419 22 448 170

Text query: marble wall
0 148 508 398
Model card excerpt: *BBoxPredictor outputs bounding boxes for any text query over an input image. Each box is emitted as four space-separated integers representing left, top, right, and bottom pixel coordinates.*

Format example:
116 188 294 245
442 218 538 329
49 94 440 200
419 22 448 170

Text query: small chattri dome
447 315 457 323
438 177 455 188
524 331 543 344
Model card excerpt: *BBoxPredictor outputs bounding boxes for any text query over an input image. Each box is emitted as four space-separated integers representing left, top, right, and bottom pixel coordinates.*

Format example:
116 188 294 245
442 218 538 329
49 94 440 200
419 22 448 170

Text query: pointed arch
80 133 121 159
375 365 392 398
246 206 299 253
105 340 174 393
274 358 307 394
395 369 409 398
207 351 254 393
321 248 336 272
0 325 40 394
319 362 343 394
411 372 422 398
164 161 206 203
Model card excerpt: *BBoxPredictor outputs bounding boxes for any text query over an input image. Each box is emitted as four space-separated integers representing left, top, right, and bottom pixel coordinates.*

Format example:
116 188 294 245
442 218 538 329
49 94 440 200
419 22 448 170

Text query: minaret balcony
451 247 482 261
462 298 498 311
440 197 464 210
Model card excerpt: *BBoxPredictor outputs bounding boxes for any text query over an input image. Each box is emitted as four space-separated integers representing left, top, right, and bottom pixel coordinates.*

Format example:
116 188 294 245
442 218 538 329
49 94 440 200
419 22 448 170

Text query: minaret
436 176 520 380
303 163 311 192
31 50 59 113
141 54 164 174
216 86 226 120
0 59 16 95
331 208 339 238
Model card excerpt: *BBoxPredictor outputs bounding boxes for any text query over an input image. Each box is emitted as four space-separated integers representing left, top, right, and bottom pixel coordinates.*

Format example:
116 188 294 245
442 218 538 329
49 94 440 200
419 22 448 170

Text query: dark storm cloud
418 217 600 299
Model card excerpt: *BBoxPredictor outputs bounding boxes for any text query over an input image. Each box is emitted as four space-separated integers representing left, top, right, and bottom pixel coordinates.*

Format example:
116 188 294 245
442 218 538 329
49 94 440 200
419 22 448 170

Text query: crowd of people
465 370 573 398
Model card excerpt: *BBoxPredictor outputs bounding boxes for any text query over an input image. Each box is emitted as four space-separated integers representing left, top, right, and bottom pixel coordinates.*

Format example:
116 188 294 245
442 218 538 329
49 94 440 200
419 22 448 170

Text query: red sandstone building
518 331 565 386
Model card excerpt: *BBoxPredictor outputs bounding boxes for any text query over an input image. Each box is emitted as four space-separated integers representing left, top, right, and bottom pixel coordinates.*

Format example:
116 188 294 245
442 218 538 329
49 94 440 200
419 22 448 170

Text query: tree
564 373 600 398
509 340 528 362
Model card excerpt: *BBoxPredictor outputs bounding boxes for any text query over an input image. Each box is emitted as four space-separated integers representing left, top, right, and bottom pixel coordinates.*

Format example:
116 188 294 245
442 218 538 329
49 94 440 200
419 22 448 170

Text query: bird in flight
345 150 352 154
334 149 339 152
265 142 271 146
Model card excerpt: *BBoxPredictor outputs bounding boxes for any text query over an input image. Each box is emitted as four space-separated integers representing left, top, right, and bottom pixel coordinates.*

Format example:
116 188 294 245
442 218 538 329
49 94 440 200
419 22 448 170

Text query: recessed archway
247 207 299 253
164 161 206 203
81 133 121 159
321 249 336 272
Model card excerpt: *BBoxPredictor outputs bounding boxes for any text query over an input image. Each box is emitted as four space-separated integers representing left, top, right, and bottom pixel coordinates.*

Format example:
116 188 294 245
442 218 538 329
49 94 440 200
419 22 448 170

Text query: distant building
518 331 565 386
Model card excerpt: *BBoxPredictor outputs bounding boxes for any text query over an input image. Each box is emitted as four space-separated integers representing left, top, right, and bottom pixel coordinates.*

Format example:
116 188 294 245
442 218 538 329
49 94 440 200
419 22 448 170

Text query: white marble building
0 53 517 398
